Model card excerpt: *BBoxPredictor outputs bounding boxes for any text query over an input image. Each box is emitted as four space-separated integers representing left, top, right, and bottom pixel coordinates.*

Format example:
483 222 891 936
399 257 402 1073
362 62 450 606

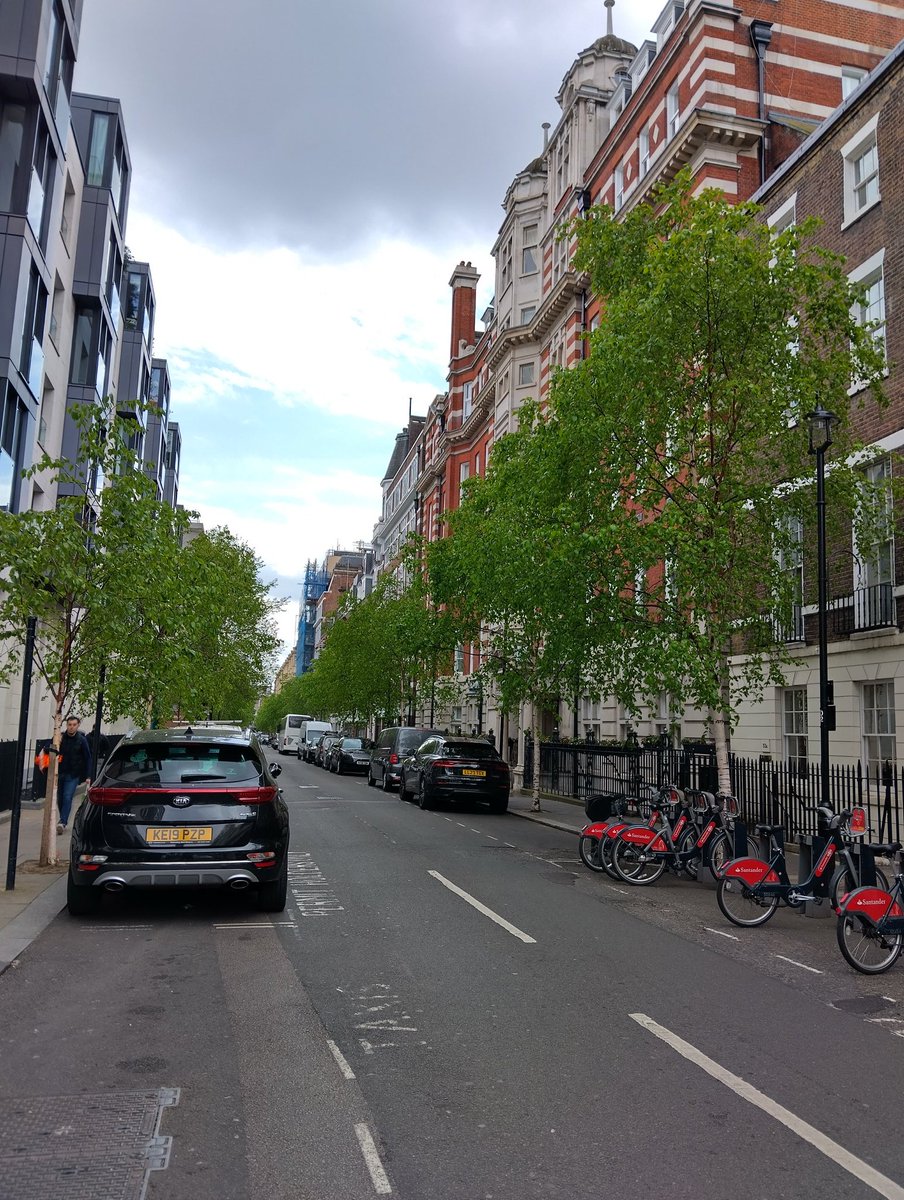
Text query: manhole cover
0 1088 178 1200
832 995 895 1015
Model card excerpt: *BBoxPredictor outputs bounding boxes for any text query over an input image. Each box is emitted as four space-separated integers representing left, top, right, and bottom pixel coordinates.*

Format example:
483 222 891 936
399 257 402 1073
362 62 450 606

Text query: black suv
367 726 443 791
67 727 289 916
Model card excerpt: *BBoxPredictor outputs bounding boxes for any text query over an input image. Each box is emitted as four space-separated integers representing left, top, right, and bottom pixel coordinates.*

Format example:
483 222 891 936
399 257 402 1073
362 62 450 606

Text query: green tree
427 403 631 809
0 404 190 863
550 174 889 790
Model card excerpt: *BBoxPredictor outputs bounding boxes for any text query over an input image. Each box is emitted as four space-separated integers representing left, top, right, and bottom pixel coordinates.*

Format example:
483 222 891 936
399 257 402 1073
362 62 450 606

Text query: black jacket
59 731 93 781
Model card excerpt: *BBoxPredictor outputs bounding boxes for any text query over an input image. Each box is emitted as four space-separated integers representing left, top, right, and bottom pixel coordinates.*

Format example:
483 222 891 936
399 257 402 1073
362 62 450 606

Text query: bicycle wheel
678 826 701 881
708 831 737 880
600 834 623 879
613 837 666 886
716 875 779 927
836 913 904 974
578 834 604 873
830 866 891 911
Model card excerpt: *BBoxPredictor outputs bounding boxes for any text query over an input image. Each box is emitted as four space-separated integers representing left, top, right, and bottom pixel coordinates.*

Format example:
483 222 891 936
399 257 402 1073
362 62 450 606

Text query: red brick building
732 40 904 769
411 0 904 750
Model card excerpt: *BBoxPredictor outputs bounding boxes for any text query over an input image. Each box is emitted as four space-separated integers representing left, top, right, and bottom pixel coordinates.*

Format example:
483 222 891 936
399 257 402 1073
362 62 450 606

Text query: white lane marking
884 996 897 1003
503 842 516 848
773 954 824 975
487 835 499 841
630 1013 904 1200
607 885 631 896
297 785 318 789
705 926 740 941
428 870 536 944
214 922 297 929
544 860 565 869
868 1017 904 1025
456 822 467 829
470 828 482 834
354 1123 392 1195
444 817 453 822
326 1039 356 1080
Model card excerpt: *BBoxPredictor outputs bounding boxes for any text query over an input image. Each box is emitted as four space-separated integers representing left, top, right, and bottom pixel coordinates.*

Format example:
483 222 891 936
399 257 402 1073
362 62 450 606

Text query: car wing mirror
269 763 282 777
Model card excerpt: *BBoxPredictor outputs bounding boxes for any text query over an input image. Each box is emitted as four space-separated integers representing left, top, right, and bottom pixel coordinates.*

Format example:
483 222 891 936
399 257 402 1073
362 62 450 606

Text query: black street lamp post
807 405 838 808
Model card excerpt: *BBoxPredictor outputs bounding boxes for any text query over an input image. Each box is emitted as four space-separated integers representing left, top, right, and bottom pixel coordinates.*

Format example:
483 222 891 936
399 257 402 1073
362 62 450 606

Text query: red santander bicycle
717 804 889 927
836 845 904 973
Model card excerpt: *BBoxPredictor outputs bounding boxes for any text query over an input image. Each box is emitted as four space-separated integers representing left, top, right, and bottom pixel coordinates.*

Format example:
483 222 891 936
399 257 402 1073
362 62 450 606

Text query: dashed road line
630 1012 904 1200
428 870 536 944
214 922 297 929
705 926 740 941
355 1123 392 1194
773 954 823 975
326 1039 356 1080
607 885 631 896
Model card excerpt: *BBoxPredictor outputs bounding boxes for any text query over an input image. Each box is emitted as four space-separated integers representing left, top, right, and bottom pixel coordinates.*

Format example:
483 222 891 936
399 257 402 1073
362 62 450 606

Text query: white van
279 714 311 755
300 720 334 762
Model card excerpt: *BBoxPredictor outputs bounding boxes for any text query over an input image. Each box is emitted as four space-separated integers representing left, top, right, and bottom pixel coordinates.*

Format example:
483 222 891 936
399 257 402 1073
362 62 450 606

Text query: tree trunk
530 702 542 812
38 702 63 867
711 706 732 796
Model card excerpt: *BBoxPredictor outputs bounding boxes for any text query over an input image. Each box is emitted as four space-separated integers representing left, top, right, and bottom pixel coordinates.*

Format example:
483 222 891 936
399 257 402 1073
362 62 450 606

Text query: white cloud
130 210 491 428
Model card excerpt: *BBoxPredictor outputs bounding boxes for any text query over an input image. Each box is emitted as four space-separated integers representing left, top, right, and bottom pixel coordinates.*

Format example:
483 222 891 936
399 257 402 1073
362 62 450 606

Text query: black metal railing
522 740 902 844
834 583 896 635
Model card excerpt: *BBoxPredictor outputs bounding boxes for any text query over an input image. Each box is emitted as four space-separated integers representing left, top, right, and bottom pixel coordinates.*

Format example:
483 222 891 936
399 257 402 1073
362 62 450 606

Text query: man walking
57 715 92 834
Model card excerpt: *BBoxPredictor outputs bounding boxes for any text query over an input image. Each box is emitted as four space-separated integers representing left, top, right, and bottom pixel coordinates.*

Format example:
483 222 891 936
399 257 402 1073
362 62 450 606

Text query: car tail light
389 753 399 764
233 787 277 804
432 759 457 769
78 854 108 864
247 850 276 862
87 786 134 806
850 807 867 835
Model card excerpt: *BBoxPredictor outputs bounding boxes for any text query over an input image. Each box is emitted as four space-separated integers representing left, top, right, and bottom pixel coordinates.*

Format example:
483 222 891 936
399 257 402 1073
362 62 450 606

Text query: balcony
773 603 804 643
832 584 896 635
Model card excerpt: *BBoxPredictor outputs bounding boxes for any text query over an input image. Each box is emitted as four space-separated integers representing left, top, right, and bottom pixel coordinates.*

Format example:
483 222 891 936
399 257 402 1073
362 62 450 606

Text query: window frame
841 114 880 228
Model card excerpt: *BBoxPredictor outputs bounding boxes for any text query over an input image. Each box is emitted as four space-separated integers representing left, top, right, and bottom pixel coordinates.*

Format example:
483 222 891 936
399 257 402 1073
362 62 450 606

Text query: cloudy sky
74 0 664 652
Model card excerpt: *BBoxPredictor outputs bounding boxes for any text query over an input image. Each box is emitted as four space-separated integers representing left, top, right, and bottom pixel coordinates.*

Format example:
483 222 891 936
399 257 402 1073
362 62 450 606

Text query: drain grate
0 1088 178 1200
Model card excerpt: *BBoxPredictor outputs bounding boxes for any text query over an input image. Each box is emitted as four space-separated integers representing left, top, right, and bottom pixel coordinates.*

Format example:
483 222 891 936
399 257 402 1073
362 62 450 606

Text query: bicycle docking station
796 833 833 919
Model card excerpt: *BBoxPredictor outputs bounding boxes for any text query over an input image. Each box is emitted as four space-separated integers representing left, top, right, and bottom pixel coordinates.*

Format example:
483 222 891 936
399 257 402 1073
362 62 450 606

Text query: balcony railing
773 603 804 643
833 583 896 635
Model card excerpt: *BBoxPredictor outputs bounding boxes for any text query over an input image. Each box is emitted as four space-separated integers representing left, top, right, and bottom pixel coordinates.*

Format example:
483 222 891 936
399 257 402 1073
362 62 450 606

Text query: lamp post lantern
806 404 838 808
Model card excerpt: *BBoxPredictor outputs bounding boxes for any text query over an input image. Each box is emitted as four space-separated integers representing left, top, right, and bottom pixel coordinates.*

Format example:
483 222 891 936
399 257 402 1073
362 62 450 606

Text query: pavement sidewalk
0 801 70 974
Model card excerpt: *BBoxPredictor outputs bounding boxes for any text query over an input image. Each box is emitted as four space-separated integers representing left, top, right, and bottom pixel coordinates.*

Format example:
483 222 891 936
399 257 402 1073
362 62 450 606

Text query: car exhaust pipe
228 877 251 891
103 879 125 893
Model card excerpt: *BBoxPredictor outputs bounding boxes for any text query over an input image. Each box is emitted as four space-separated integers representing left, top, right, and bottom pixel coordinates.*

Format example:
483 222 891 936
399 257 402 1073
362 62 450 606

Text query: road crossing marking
288 851 344 917
773 954 823 975
630 1013 904 1200
428 870 536 944
326 1039 356 1079
705 926 739 941
354 1123 392 1194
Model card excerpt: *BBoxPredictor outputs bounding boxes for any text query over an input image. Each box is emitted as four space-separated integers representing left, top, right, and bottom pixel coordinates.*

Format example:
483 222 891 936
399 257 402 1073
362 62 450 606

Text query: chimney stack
448 260 480 360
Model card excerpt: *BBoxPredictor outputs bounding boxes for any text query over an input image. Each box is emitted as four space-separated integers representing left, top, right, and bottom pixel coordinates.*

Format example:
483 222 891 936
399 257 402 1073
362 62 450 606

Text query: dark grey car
367 726 443 792
66 727 289 916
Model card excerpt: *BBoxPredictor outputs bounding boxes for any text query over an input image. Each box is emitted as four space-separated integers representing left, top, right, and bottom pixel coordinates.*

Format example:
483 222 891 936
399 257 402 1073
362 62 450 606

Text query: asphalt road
2 753 904 1200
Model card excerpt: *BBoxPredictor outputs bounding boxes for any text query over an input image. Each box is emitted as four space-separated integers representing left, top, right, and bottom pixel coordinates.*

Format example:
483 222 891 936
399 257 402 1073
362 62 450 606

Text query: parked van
368 726 443 791
299 720 334 762
279 714 311 755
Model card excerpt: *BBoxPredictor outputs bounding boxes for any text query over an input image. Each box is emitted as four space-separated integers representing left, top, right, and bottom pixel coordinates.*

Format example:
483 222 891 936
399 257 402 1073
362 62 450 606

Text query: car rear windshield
441 742 499 759
104 743 263 786
341 738 366 749
398 729 440 751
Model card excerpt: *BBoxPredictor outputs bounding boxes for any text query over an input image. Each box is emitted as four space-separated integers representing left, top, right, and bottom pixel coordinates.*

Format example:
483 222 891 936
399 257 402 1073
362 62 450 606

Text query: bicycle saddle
867 841 902 856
